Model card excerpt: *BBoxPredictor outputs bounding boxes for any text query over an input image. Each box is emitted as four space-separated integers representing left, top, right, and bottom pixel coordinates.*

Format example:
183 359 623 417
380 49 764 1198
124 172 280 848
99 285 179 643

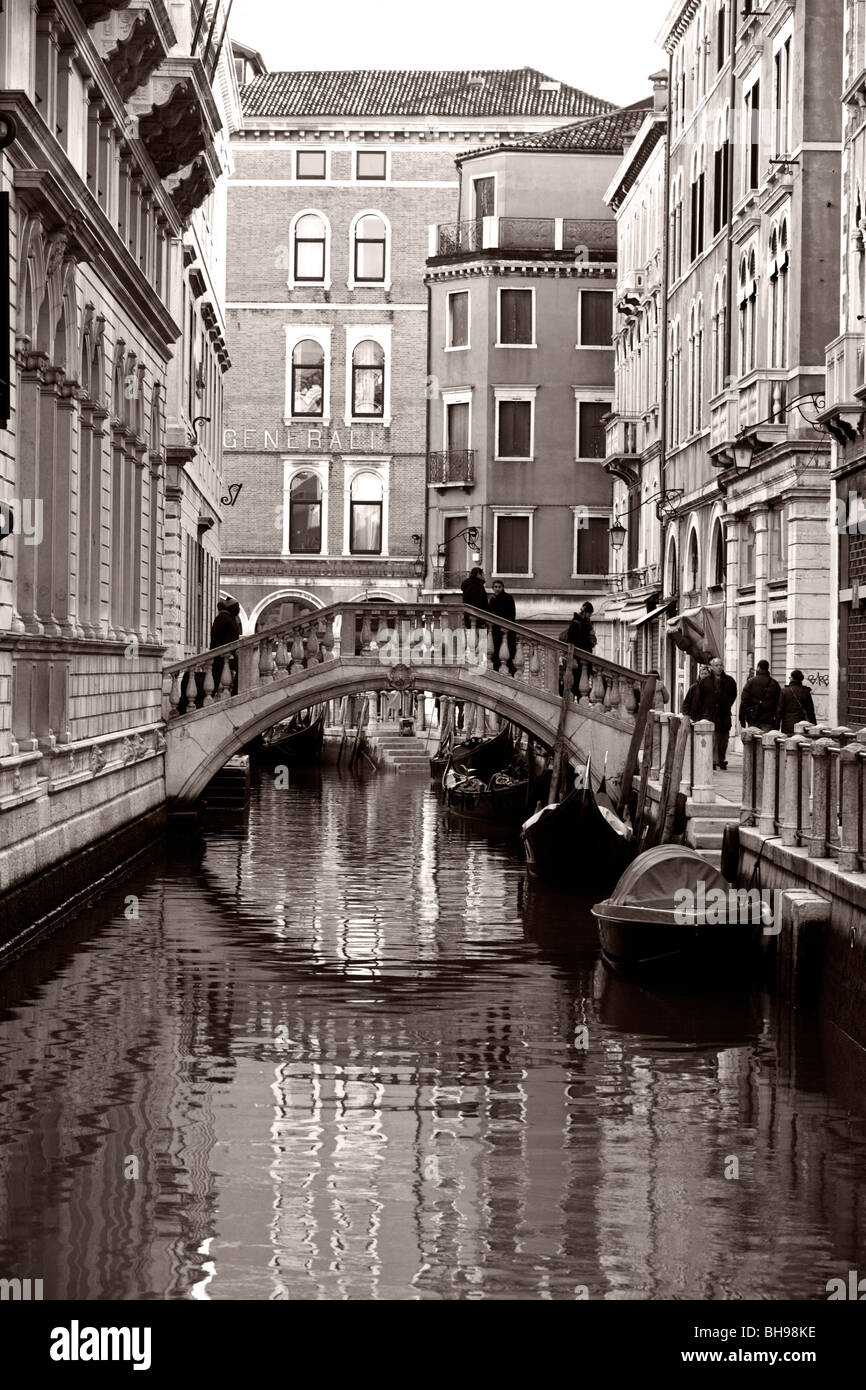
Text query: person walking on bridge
461 566 488 631
489 580 517 675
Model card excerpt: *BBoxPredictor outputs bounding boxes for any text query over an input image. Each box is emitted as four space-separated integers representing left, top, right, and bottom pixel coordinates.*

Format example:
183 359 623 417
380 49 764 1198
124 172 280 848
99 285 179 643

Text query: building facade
602 76 670 672
658 0 841 720
824 1 866 728
220 68 620 634
0 0 237 905
424 107 650 631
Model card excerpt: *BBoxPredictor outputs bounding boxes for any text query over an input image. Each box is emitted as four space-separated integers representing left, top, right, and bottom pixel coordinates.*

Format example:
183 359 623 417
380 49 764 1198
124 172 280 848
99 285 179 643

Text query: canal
1 764 865 1301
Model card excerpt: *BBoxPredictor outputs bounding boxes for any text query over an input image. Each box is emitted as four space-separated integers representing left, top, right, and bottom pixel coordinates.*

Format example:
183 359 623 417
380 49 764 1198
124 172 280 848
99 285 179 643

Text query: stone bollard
740 727 757 825
692 719 715 803
758 730 786 838
781 734 809 848
838 742 865 873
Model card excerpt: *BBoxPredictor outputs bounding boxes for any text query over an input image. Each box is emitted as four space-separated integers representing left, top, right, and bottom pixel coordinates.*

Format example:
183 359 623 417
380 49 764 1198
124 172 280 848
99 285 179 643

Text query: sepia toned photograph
0 0 864 1362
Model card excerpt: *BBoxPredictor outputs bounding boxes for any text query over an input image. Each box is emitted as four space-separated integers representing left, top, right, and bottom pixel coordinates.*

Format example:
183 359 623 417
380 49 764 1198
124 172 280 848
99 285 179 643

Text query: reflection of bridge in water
162 602 656 804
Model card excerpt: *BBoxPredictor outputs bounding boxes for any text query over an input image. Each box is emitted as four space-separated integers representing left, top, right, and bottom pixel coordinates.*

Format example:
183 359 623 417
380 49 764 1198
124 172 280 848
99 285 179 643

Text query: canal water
1 765 865 1302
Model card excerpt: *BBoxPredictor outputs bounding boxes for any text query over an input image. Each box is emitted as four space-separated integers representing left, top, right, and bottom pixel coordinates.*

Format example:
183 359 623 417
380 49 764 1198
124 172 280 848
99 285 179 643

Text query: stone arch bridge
162 602 655 806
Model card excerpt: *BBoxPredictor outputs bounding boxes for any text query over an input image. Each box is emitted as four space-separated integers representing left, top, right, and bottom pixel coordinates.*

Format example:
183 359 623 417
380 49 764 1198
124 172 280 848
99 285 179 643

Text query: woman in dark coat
738 659 781 732
776 670 817 736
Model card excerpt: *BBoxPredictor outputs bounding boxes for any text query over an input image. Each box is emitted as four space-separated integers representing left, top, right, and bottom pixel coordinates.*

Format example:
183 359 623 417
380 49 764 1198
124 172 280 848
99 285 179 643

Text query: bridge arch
165 658 633 806
248 589 325 635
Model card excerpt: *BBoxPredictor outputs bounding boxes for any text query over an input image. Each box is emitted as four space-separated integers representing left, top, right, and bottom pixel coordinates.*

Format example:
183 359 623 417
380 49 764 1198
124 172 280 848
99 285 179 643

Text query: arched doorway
255 595 319 633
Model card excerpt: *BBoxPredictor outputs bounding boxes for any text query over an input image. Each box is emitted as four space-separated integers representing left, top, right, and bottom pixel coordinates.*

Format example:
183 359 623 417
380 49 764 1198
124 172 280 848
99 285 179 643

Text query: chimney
650 69 669 114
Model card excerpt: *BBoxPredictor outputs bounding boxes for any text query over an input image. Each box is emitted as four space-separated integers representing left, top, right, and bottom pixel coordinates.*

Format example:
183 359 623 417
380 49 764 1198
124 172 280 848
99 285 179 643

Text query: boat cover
604 844 729 911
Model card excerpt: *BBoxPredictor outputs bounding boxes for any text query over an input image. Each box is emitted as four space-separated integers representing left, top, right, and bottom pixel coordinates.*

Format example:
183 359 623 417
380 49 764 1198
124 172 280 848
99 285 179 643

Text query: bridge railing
161 601 653 725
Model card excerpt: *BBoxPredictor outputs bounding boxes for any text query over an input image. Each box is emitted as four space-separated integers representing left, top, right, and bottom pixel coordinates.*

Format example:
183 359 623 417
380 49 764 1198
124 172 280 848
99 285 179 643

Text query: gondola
249 708 325 766
591 844 763 977
429 725 512 783
521 758 635 888
443 745 551 826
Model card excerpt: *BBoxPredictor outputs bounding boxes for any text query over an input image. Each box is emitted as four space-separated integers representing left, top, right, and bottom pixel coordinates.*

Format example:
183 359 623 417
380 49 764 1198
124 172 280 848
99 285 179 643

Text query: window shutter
497 516 529 574
576 517 609 574
578 402 607 457
580 292 612 346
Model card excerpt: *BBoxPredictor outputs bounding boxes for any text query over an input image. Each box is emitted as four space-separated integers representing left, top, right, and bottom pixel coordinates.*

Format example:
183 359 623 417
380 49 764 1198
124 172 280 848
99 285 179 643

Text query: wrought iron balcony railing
427 449 475 486
431 217 616 262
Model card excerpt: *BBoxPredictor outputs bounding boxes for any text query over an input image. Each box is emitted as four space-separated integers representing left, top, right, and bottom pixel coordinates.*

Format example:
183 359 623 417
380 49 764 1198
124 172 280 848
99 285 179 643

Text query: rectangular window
745 79 760 191
741 516 756 585
497 399 532 459
447 291 469 348
575 516 609 575
577 401 608 458
578 290 613 346
774 36 792 158
356 150 387 180
768 508 786 580
498 288 534 345
690 171 705 260
296 149 326 179
713 141 730 234
717 1 727 71
350 502 382 554
495 515 530 575
473 176 495 220
446 400 470 451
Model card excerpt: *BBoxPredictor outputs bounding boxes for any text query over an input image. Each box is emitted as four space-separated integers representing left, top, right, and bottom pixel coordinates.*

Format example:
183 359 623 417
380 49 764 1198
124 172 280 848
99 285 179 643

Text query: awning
666 604 723 662
630 600 675 630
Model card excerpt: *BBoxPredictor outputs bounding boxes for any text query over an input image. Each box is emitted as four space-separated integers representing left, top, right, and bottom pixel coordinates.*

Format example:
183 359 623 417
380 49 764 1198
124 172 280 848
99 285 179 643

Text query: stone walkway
711 751 743 809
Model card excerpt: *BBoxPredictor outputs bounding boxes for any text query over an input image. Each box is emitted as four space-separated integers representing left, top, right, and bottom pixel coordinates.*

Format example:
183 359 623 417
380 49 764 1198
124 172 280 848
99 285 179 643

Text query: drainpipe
423 272 432 599
724 6 736 388
659 51 672 575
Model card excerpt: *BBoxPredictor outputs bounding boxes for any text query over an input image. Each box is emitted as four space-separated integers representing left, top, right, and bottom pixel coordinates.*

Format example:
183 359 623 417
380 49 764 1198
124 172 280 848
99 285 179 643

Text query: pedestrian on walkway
682 665 709 718
461 566 488 631
687 657 737 768
739 659 781 733
776 669 817 736
210 598 238 699
489 579 517 675
561 602 596 696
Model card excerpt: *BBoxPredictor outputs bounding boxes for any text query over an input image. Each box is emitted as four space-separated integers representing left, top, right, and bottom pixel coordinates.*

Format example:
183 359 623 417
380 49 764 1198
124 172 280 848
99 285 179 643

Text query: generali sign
224 424 388 452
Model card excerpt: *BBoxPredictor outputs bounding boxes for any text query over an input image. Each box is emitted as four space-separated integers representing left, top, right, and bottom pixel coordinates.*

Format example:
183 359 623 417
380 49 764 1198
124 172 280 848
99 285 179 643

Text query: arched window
690 147 705 261
777 220 789 369
688 528 700 592
694 295 704 427
289 471 322 553
738 251 757 375
669 172 684 280
349 471 383 554
351 338 384 417
711 519 726 588
667 536 678 595
711 276 723 394
293 212 326 282
353 213 386 283
291 339 324 417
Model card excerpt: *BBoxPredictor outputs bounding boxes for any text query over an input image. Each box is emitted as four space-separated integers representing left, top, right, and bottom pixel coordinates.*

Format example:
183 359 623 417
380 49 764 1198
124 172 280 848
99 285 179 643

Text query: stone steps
365 726 435 773
201 755 250 811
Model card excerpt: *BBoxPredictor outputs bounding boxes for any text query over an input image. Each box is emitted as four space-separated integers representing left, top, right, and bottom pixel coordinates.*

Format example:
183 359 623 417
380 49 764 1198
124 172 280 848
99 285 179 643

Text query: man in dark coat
461 566 488 630
776 669 817 736
489 579 517 675
210 599 239 697
738 659 781 732
560 602 596 696
688 656 738 769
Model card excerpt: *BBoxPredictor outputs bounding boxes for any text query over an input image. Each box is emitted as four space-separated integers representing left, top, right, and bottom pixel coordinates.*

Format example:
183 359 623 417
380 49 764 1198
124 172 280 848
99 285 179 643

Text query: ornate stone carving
90 745 107 775
386 663 416 692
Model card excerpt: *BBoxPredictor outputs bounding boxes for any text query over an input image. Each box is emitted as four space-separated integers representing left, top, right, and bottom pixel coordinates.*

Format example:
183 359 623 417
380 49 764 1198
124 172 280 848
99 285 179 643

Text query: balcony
604 415 641 482
427 450 475 488
708 372 789 466
820 331 866 446
428 217 616 263
95 3 176 100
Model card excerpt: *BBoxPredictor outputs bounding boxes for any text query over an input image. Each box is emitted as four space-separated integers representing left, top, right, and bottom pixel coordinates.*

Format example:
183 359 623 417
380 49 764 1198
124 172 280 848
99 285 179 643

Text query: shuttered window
769 628 787 684
495 515 530 575
578 291 613 346
497 400 532 459
577 401 608 457
499 289 533 344
448 291 469 348
575 517 609 575
446 401 469 450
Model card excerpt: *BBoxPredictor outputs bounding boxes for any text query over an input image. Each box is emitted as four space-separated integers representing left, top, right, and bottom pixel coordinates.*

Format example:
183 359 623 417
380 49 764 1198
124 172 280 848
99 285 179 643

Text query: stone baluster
219 658 233 700
375 618 390 652
807 739 833 858
838 742 865 873
275 638 289 677
757 731 784 837
164 672 180 720
321 617 335 657
542 645 558 696
740 727 758 825
692 718 715 804
291 631 305 670
781 734 809 848
486 623 496 660
360 610 372 652
529 643 540 683
201 664 215 704
605 676 619 714
589 670 605 705
499 630 510 667
826 743 841 850
259 639 274 683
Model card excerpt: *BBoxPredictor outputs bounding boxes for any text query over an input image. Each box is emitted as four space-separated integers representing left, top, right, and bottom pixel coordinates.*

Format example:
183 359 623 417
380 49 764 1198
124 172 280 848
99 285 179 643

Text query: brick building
220 66 620 633
424 104 651 631
0 0 238 908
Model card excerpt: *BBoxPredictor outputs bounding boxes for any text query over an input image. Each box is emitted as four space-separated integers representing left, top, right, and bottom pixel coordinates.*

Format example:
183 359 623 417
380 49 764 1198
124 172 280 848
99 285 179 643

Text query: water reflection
0 768 865 1299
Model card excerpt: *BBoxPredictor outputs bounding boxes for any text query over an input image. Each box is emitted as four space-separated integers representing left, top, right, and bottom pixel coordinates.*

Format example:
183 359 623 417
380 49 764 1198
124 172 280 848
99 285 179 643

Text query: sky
228 0 673 109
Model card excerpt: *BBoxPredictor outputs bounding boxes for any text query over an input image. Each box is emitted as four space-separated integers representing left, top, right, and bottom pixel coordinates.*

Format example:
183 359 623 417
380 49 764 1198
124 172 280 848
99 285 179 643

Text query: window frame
571 506 612 579
742 67 761 195
344 324 391 426
354 148 389 182
349 210 390 289
573 390 613 461
492 508 534 579
446 289 471 351
288 208 331 290
282 458 329 557
496 286 536 348
470 171 497 221
441 387 473 453
772 21 794 160
576 288 614 348
342 457 390 558
284 325 332 423
493 386 537 462
295 148 328 181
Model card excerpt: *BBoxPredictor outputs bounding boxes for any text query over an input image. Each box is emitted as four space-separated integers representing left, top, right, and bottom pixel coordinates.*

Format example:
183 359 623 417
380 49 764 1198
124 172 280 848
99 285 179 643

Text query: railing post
692 718 715 804
808 739 832 858
740 727 757 824
838 742 864 873
758 730 785 838
781 734 808 848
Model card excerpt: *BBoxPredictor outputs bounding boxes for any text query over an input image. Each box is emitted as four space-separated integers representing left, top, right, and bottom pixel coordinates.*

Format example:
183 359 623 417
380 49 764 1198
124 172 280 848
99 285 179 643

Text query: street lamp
608 517 627 550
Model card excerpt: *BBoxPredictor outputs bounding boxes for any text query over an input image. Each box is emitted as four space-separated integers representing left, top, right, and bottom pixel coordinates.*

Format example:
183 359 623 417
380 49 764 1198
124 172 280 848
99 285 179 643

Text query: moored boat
249 708 325 766
429 725 512 783
591 845 762 976
521 766 635 888
444 755 552 825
